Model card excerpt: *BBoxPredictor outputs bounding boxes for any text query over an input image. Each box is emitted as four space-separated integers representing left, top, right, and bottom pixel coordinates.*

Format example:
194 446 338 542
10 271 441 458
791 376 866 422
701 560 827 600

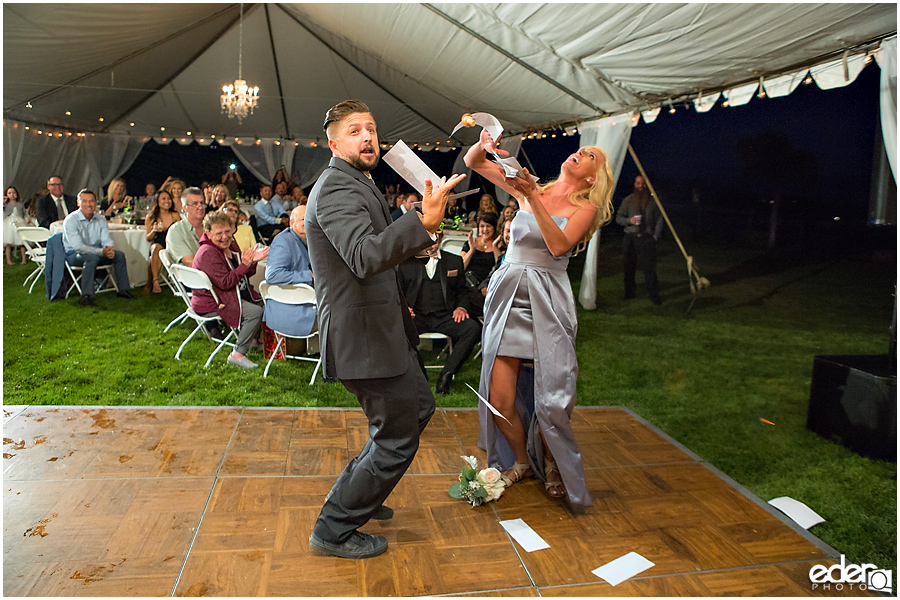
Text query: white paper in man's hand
466 383 511 425
382 140 474 201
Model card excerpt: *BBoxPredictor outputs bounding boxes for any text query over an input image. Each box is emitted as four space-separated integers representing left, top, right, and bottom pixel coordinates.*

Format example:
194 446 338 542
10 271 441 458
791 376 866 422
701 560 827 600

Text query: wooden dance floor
3 405 868 597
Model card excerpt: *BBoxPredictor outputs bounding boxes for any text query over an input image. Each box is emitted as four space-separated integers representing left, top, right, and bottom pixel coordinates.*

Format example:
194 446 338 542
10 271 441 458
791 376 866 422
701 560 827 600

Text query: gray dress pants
312 346 435 543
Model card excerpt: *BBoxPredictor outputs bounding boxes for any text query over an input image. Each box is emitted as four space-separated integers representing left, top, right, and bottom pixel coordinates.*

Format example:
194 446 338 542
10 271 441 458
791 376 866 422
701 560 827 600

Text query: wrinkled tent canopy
4 3 896 142
3 3 896 310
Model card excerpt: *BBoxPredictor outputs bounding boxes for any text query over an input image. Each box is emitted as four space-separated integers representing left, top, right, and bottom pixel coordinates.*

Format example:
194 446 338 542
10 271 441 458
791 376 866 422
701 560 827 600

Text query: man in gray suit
305 100 465 559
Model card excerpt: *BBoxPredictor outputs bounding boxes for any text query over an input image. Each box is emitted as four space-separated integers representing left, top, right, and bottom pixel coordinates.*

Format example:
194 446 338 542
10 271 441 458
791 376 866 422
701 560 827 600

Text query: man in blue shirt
253 184 287 241
264 204 316 340
62 189 132 307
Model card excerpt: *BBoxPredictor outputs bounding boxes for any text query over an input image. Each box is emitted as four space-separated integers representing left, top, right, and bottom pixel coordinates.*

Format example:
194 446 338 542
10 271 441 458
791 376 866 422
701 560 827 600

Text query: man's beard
348 149 380 173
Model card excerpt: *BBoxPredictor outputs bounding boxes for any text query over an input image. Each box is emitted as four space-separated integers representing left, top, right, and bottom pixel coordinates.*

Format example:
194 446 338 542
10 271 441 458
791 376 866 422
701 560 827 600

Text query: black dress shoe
116 290 134 299
371 505 393 520
309 531 387 559
436 372 453 395
78 295 95 307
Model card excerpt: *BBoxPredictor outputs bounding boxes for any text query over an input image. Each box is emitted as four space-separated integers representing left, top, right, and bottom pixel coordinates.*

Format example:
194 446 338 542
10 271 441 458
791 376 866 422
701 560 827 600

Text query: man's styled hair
76 188 95 201
323 99 372 140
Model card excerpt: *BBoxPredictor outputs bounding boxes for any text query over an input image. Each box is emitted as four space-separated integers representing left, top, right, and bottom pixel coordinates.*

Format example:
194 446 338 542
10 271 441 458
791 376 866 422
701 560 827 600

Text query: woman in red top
191 211 268 368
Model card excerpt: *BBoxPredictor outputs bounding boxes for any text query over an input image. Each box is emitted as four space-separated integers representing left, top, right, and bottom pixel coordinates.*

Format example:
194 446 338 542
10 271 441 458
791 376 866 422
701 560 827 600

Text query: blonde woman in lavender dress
465 128 613 508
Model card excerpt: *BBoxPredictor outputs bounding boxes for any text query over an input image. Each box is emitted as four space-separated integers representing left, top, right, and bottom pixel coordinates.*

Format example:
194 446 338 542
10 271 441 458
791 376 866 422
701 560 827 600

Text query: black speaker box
807 355 896 461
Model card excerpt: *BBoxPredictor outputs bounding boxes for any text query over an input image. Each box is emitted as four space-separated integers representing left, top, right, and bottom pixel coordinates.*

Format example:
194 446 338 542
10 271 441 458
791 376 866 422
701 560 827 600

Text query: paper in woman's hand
452 111 533 182
382 140 475 201
466 383 511 425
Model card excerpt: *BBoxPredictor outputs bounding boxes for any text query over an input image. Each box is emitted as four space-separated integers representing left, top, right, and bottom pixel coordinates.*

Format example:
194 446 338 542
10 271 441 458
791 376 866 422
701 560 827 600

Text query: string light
129 122 135 127
26 102 32 109
722 100 730 107
65 111 71 116
804 75 813 85
98 117 104 122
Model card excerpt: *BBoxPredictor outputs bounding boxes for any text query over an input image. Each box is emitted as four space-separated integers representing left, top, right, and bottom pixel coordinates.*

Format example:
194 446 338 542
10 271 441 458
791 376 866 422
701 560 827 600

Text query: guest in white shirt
62 189 132 307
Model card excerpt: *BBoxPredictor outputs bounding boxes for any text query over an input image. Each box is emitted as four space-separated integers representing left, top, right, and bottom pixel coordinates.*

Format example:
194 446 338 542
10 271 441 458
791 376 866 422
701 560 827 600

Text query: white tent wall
3 121 145 201
575 114 636 310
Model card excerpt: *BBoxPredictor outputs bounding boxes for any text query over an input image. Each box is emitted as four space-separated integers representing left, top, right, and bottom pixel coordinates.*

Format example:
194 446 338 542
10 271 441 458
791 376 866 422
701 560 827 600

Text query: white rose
481 480 505 502
476 468 501 485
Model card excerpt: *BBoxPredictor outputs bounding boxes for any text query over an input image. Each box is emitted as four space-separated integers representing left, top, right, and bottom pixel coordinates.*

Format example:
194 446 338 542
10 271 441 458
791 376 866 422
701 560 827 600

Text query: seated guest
444 193 465 221
290 185 307 207
461 211 500 317
399 231 481 394
253 184 287 240
391 192 419 221
143 189 181 294
275 181 296 212
500 203 517 224
477 193 499 219
166 187 206 267
192 211 269 369
36 175 77 229
62 189 132 307
159 177 186 211
139 183 158 210
101 178 134 218
222 200 257 251
264 205 316 339
205 184 229 214
477 216 513 298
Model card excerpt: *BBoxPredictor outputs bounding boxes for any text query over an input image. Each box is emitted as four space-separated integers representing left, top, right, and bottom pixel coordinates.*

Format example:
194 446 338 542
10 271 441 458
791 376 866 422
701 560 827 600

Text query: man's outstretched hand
421 173 466 234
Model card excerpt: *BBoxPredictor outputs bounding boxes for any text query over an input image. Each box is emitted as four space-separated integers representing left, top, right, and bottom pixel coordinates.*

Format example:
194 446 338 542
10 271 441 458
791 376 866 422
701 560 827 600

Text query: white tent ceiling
4 3 896 145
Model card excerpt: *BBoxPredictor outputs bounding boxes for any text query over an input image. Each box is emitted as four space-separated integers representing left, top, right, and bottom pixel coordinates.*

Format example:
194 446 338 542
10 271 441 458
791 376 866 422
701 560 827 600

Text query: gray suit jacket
305 157 433 381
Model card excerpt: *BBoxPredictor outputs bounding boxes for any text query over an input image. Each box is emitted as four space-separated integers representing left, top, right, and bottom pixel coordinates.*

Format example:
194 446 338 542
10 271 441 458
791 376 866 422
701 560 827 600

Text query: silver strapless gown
477 211 591 507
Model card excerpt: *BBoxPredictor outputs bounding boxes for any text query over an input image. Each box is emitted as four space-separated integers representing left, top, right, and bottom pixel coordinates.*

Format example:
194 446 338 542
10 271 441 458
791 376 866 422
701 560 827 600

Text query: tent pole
626 143 710 311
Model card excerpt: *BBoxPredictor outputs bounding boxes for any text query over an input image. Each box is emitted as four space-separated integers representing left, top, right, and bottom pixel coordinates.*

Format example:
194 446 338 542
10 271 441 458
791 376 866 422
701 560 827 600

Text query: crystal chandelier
220 4 258 123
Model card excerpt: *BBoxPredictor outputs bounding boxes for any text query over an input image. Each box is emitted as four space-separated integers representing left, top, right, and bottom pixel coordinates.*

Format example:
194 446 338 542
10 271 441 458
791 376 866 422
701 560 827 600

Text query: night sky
123 61 887 226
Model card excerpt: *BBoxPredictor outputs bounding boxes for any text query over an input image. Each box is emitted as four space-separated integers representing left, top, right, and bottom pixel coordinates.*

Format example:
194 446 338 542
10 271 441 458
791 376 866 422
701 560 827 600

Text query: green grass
3 236 896 570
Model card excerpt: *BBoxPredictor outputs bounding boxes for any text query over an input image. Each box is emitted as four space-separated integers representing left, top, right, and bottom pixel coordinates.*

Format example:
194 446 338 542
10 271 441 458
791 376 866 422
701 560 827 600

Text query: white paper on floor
768 496 825 529
592 552 655 586
499 518 549 552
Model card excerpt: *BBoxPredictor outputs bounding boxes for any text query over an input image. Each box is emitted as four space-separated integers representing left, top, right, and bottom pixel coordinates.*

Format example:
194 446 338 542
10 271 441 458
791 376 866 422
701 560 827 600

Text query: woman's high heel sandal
544 459 567 498
500 462 533 487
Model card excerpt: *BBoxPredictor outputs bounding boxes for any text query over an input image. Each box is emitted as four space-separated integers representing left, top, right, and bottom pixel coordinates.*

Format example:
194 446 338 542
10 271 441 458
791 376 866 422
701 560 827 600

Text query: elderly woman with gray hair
191 210 268 368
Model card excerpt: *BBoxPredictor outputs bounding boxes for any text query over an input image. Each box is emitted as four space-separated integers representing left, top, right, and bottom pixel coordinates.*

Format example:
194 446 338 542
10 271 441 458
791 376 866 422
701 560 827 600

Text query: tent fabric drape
876 36 897 180
229 141 331 189
576 113 634 310
3 120 145 202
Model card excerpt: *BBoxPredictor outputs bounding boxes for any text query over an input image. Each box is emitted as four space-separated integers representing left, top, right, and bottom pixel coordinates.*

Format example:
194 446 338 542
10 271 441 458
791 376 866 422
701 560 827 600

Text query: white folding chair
159 248 191 332
258 281 322 384
418 332 454 370
16 226 51 293
169 264 236 367
63 251 118 298
440 237 466 256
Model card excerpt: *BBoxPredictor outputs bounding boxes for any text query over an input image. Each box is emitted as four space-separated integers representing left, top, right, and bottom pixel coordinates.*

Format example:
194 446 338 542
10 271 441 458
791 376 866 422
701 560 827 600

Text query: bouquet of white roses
448 456 505 506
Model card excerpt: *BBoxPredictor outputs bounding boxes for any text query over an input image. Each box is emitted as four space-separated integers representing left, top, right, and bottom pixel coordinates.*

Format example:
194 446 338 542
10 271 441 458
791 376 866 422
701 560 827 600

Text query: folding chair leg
164 311 190 333
27 267 45 294
309 358 322 385
205 330 236 368
175 323 205 360
264 335 285 378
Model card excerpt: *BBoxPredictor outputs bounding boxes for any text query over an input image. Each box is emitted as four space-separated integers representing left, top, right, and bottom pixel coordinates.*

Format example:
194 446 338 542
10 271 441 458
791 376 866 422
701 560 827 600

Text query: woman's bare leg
489 355 532 480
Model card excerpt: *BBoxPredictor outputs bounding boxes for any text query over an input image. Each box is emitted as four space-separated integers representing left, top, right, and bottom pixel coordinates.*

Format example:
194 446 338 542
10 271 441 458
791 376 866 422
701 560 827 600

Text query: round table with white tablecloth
50 222 152 288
